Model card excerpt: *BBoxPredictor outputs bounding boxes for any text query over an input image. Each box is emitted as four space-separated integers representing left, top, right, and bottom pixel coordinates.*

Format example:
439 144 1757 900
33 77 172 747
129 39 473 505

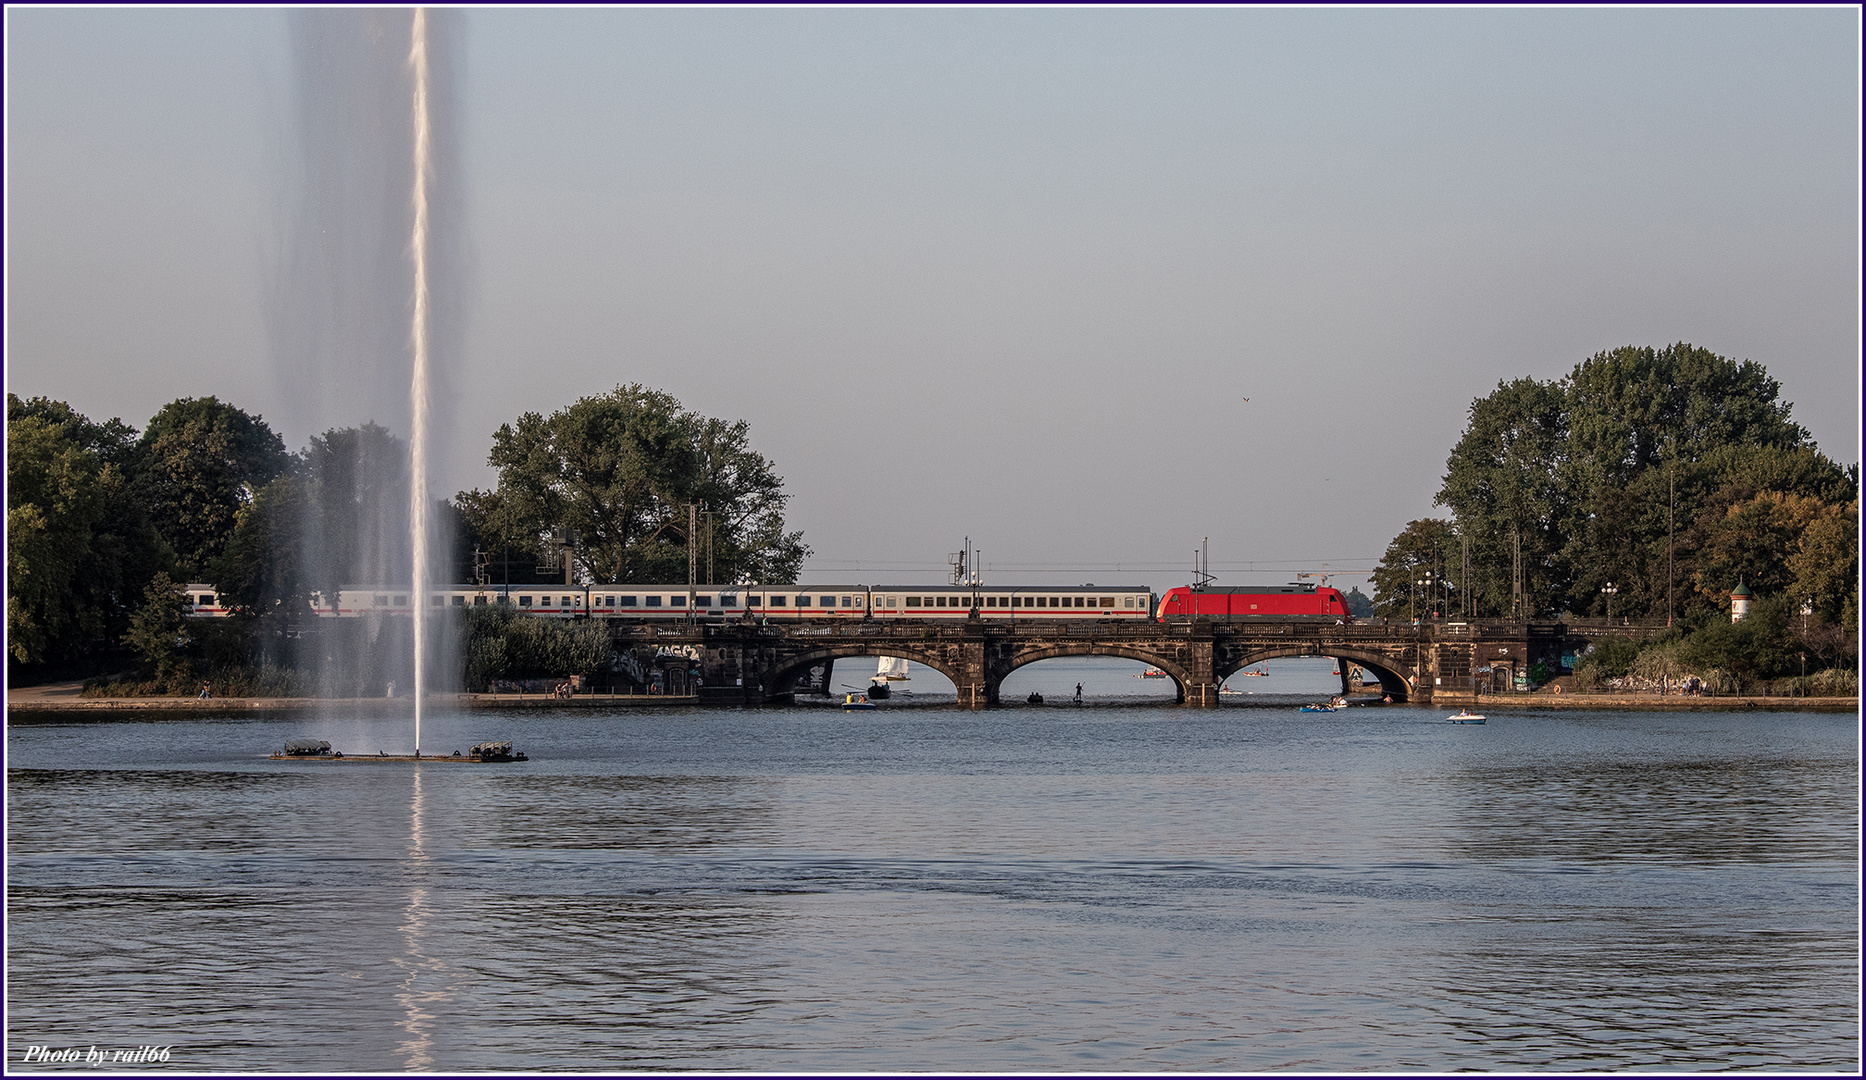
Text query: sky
6 6 1860 595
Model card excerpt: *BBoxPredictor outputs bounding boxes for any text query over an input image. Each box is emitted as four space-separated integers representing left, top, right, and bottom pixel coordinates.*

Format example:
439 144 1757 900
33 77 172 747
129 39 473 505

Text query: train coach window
619 596 637 607
820 596 835 607
794 595 810 608
770 596 786 606
451 596 464 606
519 596 532 607
841 596 852 608
697 596 713 607
671 596 687 608
1100 597 1113 607
198 595 213 606
645 596 660 607
475 596 488 606
374 595 388 607
905 597 921 607
604 597 615 607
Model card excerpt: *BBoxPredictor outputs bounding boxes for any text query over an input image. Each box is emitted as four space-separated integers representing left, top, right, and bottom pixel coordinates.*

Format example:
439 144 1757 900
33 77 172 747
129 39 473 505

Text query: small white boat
1241 667 1269 677
1447 709 1486 724
876 656 911 681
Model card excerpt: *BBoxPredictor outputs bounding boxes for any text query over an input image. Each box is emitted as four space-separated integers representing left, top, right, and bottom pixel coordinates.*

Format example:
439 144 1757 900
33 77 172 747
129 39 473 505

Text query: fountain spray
409 7 432 754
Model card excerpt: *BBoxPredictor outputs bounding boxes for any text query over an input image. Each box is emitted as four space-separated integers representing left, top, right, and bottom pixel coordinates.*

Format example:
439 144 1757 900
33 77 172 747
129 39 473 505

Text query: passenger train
182 581 1352 622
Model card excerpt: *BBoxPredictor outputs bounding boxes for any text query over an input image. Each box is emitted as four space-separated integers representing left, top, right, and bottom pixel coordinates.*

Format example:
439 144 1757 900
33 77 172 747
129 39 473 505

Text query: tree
1436 377 1567 617
300 423 412 599
209 475 318 624
124 572 196 688
1435 344 1837 619
1789 500 1860 630
133 397 289 579
1369 519 1463 621
7 395 168 669
8 412 109 664
1342 587 1375 619
458 385 809 586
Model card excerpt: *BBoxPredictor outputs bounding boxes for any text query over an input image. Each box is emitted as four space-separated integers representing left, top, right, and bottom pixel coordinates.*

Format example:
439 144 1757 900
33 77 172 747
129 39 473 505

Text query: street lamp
1416 570 1436 622
1601 581 1618 623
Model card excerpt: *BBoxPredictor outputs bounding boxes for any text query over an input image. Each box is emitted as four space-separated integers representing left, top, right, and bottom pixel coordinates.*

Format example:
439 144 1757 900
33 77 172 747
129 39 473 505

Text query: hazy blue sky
7 6 1859 593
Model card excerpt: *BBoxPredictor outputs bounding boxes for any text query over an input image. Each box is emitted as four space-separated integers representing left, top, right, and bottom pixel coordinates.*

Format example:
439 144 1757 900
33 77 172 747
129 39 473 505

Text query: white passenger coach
182 584 1158 620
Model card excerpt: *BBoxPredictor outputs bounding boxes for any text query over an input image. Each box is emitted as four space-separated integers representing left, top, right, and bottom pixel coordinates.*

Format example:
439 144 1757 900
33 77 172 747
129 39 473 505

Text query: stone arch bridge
609 618 1592 707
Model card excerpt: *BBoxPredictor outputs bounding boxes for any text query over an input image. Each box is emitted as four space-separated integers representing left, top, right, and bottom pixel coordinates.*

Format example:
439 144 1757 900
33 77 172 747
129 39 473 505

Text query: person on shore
199 680 211 700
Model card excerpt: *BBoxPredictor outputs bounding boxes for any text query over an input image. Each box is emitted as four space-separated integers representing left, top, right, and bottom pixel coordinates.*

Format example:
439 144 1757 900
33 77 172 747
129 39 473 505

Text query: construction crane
1297 565 1338 588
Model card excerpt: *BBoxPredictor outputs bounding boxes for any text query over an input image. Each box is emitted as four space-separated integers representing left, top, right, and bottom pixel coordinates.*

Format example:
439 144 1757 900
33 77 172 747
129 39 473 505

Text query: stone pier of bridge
606 618 1588 708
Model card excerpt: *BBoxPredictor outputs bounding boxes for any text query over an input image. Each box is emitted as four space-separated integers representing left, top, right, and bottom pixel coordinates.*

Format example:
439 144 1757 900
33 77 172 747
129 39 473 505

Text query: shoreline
7 686 1855 715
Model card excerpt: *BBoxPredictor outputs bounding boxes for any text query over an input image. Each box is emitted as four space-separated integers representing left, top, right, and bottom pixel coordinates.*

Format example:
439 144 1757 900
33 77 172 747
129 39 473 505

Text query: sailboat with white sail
876 657 911 681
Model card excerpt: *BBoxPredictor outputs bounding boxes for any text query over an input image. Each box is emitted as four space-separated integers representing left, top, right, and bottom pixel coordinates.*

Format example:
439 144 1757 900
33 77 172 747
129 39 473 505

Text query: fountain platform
267 752 525 764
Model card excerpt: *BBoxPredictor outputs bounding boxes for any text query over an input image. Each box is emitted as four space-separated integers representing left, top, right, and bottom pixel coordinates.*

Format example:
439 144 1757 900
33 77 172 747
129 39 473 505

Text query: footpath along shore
6 681 696 714
1464 690 1857 711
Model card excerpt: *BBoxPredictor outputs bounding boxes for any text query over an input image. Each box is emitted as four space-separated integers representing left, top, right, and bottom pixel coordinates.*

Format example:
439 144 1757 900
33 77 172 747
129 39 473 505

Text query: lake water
7 658 1859 1072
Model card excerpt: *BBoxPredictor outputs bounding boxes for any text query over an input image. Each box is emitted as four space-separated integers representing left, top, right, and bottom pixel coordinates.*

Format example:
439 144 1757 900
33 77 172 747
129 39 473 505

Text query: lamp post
1601 581 1618 624
1415 570 1436 622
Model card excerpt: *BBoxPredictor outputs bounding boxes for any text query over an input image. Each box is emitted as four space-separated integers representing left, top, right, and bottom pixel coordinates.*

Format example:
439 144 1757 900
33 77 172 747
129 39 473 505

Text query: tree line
1367 343 1858 690
6 386 806 690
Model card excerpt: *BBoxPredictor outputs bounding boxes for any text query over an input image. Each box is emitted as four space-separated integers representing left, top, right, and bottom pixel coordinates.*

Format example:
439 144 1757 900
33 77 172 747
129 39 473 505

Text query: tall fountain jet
409 8 432 753
275 8 460 743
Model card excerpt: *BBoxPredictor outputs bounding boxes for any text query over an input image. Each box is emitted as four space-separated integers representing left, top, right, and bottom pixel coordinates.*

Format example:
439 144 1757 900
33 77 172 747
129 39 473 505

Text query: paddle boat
1446 709 1486 724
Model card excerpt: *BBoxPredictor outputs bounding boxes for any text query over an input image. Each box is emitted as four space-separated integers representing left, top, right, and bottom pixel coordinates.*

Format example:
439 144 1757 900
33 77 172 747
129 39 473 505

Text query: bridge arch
760 643 970 702
1220 646 1417 701
996 643 1198 704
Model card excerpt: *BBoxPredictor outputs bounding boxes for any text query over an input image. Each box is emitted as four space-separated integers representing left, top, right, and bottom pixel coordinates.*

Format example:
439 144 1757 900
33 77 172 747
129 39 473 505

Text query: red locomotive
1156 584 1351 621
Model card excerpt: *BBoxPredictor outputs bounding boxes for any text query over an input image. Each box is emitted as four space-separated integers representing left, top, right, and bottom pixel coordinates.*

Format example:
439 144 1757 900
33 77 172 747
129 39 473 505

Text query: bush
1576 637 1642 678
1696 667 1739 695
456 604 613 692
1810 667 1859 696
1630 642 1688 687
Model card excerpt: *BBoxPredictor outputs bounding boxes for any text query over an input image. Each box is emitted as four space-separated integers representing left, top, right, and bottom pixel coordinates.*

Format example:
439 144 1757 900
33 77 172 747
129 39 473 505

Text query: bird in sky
1241 397 1250 402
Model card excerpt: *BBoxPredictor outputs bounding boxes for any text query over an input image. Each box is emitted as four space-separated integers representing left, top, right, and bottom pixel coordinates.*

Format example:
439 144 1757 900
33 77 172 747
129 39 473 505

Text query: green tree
1436 344 1835 619
124 571 195 688
1436 377 1567 617
300 423 412 600
8 413 109 664
1789 500 1860 630
209 475 318 624
7 395 168 669
133 397 289 579
458 385 809 586
1369 519 1464 621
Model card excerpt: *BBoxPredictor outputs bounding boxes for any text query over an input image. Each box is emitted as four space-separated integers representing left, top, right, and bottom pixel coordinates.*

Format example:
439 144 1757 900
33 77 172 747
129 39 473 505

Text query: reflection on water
395 768 439 1070
5 698 1857 1071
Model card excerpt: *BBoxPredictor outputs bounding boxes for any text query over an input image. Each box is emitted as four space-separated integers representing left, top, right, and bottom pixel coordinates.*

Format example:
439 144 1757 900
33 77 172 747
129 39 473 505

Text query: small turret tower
1730 580 1752 623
